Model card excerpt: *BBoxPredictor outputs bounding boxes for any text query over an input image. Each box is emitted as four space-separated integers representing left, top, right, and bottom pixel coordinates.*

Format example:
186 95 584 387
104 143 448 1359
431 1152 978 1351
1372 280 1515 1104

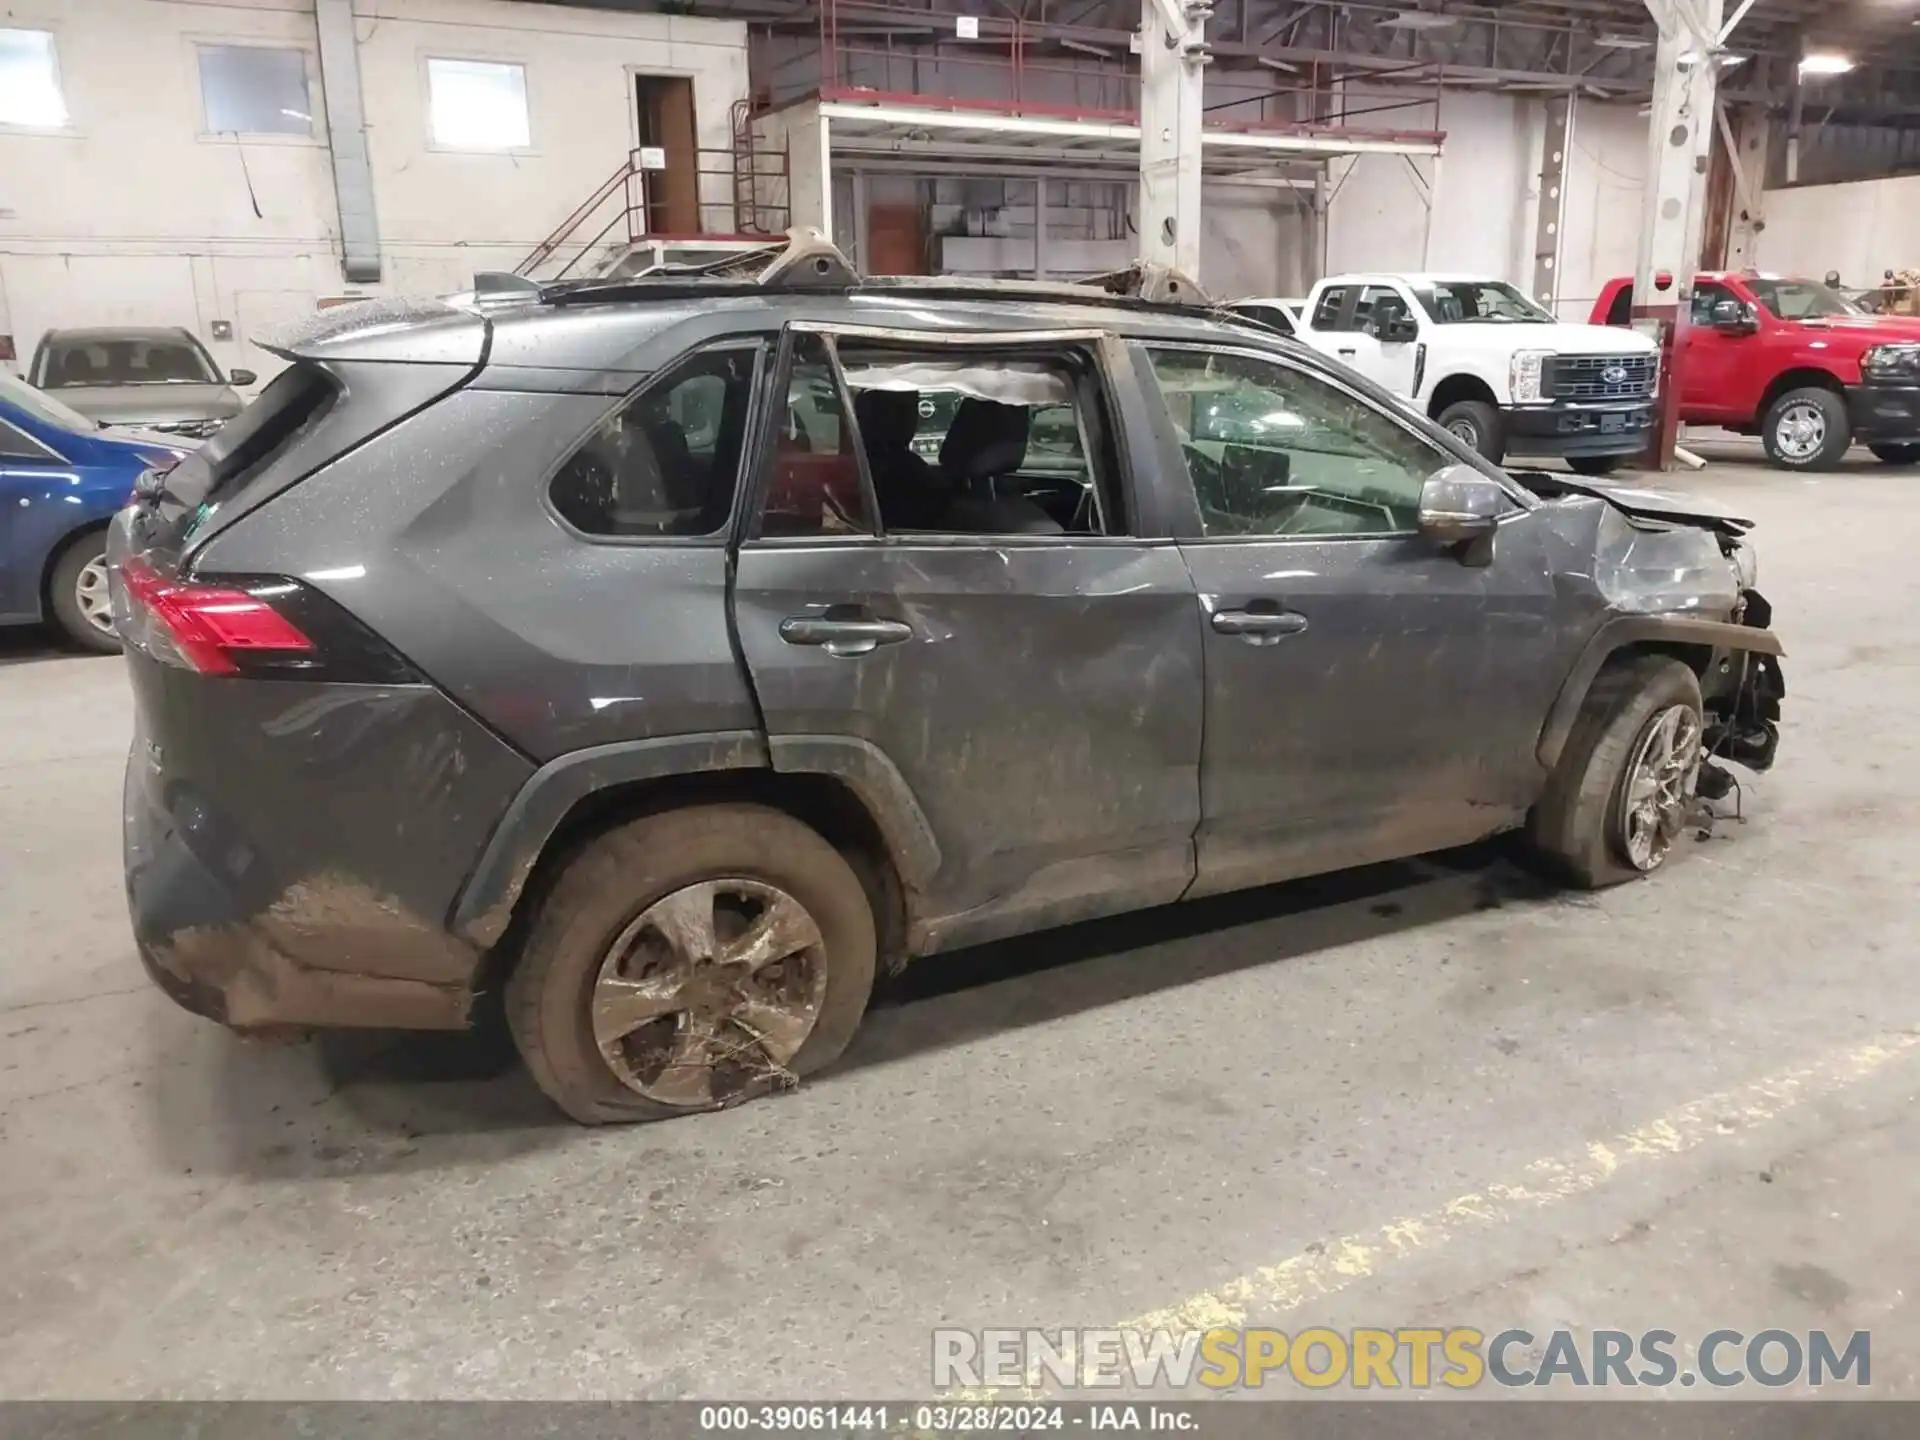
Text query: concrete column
1634 0 1725 468
1139 0 1209 278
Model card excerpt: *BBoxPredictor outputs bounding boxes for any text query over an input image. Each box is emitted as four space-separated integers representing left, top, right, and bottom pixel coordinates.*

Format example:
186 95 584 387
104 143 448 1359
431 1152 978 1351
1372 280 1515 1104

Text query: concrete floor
3 445 1919 1401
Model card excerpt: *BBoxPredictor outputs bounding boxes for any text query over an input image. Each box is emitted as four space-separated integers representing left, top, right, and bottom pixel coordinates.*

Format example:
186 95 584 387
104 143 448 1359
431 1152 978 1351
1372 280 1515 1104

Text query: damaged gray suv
111 236 1784 1124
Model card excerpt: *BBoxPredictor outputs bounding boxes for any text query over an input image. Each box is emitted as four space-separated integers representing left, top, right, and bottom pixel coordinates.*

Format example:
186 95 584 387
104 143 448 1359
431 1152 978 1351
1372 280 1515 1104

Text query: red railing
516 131 792 282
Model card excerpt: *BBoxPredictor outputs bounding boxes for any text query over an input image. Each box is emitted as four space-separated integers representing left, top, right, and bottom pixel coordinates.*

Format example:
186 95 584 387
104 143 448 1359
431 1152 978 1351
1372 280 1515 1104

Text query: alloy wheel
74 556 115 637
590 878 828 1106
1446 418 1480 447
1615 704 1703 872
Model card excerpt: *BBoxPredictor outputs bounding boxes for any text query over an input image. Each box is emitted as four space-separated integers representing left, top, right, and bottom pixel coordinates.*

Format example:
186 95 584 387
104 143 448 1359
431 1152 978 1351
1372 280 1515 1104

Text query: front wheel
1566 454 1625 477
1525 655 1705 888
1761 386 1851 470
506 802 877 1124
1436 399 1506 465
1869 443 1920 465
48 532 122 654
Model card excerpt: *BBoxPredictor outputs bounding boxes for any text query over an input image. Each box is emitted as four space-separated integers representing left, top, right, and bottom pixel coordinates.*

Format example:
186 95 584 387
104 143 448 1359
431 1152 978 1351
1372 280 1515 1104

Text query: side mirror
1417 465 1510 565
229 368 258 386
1709 300 1754 335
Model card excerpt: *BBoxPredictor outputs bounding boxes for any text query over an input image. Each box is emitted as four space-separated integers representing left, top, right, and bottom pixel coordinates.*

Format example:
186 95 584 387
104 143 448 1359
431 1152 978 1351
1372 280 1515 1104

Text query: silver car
29 326 255 440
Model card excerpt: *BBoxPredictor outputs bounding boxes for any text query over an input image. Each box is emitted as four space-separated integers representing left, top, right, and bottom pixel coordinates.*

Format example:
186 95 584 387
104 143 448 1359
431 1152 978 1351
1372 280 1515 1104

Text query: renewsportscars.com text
933 1326 1871 1391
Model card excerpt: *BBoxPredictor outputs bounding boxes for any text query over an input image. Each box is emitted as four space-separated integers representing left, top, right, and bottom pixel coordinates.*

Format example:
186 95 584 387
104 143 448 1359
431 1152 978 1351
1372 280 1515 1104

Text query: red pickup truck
1593 272 1920 470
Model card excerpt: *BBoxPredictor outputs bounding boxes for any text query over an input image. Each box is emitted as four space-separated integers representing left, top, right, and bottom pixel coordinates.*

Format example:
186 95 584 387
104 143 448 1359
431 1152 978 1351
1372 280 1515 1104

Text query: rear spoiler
254 296 488 368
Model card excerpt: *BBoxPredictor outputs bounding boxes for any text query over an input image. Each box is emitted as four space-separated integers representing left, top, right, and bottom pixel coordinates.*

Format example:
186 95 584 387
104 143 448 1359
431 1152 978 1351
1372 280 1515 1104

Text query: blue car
1 368 187 651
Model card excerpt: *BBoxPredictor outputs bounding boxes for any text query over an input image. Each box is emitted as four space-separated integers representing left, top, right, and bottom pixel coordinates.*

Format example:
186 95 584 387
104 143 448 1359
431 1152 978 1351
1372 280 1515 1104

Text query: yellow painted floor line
963 1031 1920 1399
1124 1032 1919 1335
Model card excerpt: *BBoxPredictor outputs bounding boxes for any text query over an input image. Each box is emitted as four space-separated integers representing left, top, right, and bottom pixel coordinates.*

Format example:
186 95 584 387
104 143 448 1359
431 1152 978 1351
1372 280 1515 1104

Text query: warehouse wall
1754 175 1920 284
1324 89 1647 318
0 0 747 379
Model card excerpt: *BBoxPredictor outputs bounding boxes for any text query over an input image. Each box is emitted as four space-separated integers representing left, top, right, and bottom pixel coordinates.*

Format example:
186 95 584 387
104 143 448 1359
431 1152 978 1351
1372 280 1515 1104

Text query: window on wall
427 58 530 150
199 45 313 136
0 28 68 129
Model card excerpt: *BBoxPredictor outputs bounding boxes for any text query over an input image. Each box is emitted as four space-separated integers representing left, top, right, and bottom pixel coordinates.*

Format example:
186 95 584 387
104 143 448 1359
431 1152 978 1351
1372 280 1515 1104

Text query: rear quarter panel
194 386 759 763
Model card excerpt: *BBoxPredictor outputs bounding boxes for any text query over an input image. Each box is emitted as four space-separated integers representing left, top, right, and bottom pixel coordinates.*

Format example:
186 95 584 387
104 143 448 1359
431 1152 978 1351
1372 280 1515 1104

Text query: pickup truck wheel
1566 455 1623 477
1761 387 1850 470
1525 655 1705 889
1869 443 1920 465
1437 400 1505 464
507 803 876 1125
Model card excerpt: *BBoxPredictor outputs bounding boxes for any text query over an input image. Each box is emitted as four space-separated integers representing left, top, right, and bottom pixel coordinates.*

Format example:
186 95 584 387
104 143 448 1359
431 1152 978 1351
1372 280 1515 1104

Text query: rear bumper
125 746 478 1031
1502 401 1655 458
1845 384 1920 444
119 650 535 1032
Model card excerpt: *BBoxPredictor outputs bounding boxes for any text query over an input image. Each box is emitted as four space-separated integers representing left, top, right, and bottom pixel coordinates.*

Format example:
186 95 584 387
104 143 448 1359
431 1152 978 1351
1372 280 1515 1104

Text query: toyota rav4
112 236 1785 1125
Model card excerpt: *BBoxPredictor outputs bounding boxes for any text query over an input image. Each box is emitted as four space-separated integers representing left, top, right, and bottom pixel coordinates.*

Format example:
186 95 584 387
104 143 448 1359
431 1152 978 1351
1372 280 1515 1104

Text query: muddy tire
1437 399 1506 465
506 803 876 1125
1567 454 1624 477
1525 655 1705 889
1761 386 1850 470
1869 443 1920 465
48 531 121 654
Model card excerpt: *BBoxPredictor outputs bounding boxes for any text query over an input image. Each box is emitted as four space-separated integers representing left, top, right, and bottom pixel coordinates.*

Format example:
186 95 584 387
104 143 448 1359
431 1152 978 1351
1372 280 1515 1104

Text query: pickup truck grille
1549 353 1657 401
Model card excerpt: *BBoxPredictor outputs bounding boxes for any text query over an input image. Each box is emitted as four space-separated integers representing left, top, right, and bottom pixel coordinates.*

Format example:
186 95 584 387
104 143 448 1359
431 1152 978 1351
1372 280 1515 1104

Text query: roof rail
523 229 1210 308
1086 262 1211 306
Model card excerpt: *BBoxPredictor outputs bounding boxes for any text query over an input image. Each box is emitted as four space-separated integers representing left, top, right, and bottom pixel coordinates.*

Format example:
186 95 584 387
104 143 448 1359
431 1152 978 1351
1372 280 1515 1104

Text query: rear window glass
169 362 340 509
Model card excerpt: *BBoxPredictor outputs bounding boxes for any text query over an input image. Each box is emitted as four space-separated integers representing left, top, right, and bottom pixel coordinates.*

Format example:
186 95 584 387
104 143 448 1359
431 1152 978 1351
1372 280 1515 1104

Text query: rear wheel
1761 386 1850 470
1567 454 1625 477
1869 443 1920 465
1437 399 1506 465
1525 655 1705 888
506 803 876 1124
48 532 121 654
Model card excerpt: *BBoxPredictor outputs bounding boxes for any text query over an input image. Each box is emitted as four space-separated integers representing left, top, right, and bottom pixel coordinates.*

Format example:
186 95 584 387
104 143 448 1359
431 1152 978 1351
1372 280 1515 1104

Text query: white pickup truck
1229 274 1660 473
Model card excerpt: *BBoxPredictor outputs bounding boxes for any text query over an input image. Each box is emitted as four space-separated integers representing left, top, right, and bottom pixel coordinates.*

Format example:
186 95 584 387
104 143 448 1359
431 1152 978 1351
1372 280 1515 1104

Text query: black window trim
540 334 770 548
1137 339 1531 545
739 320 1149 549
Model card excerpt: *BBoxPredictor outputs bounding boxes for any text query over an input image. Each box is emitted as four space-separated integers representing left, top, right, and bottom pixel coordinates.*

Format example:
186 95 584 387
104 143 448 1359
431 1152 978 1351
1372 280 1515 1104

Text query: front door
1137 342 1562 897
729 327 1205 948
1343 284 1421 396
1678 280 1752 424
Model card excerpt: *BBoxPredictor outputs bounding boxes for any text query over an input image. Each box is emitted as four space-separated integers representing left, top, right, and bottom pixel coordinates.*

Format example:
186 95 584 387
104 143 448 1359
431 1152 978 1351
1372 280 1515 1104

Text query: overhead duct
315 0 382 283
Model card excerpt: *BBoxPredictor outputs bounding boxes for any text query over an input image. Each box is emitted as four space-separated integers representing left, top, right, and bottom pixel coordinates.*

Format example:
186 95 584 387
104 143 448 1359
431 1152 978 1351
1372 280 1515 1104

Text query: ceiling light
1377 10 1461 30
1799 52 1855 76
1594 33 1653 49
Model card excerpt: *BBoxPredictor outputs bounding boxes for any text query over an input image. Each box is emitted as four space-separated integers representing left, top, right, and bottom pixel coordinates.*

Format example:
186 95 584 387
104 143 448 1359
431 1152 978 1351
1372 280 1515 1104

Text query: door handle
779 615 913 657
1211 608 1309 643
1336 347 1357 358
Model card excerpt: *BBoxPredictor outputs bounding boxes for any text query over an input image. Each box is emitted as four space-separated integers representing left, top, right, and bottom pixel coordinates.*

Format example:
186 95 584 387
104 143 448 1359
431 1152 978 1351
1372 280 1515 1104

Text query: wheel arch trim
451 730 942 948
1536 615 1785 772
452 730 771 946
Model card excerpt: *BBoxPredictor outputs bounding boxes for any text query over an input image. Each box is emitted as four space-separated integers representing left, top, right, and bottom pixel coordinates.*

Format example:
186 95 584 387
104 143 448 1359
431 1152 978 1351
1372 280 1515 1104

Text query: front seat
935 398 1063 535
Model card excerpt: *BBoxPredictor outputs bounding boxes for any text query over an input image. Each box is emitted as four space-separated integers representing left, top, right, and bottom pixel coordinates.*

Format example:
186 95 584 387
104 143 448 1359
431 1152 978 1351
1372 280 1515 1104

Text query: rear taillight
116 558 418 683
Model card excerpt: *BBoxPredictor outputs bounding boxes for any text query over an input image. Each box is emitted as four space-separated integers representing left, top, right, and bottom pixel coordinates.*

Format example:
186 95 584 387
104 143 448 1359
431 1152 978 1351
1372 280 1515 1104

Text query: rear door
728 323 1204 947
1135 340 1562 898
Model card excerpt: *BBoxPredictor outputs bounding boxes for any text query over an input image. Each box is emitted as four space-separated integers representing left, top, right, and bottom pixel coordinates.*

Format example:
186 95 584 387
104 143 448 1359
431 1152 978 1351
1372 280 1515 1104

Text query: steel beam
1532 93 1575 315
1634 0 1725 470
1139 0 1210 275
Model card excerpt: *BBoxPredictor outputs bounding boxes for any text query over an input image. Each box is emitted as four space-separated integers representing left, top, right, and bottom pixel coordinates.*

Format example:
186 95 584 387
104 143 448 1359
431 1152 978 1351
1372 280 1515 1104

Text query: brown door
636 75 699 235
866 202 926 276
